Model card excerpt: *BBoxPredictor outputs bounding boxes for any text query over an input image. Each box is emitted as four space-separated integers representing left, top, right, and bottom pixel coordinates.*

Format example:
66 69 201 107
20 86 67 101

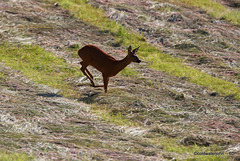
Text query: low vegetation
0 151 33 161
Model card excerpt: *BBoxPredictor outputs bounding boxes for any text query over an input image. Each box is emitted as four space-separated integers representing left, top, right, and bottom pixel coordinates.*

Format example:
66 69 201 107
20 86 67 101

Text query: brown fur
78 45 141 93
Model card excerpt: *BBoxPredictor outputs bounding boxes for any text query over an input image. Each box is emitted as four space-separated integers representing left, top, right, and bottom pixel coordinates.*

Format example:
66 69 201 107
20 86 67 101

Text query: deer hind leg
103 76 109 93
80 61 95 87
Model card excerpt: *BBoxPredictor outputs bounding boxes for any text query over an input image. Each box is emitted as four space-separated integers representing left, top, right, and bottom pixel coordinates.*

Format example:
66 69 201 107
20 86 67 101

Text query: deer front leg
86 68 93 80
103 76 109 93
81 66 95 87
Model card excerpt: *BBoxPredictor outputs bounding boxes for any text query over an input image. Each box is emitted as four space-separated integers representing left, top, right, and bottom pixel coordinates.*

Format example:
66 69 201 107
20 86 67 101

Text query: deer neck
114 56 131 75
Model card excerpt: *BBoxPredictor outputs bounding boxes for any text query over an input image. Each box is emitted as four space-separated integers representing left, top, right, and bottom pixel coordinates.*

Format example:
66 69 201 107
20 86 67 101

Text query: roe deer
78 45 141 93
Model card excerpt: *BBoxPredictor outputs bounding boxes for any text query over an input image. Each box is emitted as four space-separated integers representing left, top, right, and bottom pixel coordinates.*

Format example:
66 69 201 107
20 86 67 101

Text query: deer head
127 46 141 63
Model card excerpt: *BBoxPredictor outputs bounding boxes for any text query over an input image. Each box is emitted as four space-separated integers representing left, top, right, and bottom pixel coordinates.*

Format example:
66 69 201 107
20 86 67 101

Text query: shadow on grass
78 91 101 104
37 93 62 97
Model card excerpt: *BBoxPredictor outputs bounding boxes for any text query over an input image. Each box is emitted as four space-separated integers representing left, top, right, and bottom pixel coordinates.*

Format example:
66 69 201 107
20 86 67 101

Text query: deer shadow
77 83 103 104
37 93 62 97
78 90 101 104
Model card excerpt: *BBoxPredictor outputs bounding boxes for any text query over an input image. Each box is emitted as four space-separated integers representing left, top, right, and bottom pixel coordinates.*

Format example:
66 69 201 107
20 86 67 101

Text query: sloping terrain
91 0 240 84
0 0 240 160
1 64 167 160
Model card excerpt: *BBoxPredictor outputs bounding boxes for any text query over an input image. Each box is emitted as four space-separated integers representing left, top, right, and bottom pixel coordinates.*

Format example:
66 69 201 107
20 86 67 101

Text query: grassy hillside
54 0 240 100
0 0 239 160
0 38 230 161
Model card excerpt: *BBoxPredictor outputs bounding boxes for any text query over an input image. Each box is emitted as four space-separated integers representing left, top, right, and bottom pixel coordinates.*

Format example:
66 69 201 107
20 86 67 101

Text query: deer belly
90 63 107 73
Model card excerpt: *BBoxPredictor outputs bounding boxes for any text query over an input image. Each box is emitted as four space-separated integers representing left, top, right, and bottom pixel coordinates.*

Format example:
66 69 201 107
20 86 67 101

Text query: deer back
78 45 118 73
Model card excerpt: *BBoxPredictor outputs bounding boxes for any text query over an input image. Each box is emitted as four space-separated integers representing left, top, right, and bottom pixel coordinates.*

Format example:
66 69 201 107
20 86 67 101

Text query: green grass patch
0 150 33 161
0 43 83 98
168 0 240 25
120 67 139 77
53 0 240 100
0 72 5 78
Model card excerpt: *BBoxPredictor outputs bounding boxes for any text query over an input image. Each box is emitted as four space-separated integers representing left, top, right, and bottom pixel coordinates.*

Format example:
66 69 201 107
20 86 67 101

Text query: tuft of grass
155 3 181 13
168 0 240 25
0 43 83 98
0 151 33 161
0 72 5 78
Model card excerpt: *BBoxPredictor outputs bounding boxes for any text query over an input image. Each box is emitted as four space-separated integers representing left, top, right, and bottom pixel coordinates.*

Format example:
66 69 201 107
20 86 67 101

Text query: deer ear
128 45 132 53
133 46 140 53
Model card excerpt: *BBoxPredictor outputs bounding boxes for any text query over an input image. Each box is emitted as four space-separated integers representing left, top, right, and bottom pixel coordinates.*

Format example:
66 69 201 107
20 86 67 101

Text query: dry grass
168 0 240 25
53 0 240 101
